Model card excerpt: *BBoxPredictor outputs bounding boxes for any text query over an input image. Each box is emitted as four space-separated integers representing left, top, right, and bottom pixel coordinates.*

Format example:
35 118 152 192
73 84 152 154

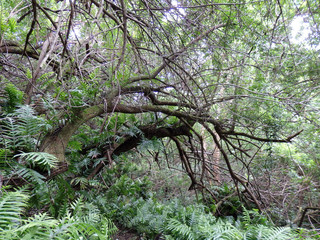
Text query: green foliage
104 192 301 240
0 100 316 239
16 152 59 172
106 174 151 200
45 176 76 218
14 165 46 185
1 0 320 238
1 105 51 151
138 137 163 153
0 189 29 229
2 83 23 113
71 177 102 190
240 207 269 227
0 3 17 38
89 170 308 240
204 184 243 217
0 106 54 186
0 189 117 240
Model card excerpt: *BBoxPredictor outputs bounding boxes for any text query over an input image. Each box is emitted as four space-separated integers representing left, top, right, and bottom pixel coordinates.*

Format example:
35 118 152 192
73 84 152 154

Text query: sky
290 15 319 50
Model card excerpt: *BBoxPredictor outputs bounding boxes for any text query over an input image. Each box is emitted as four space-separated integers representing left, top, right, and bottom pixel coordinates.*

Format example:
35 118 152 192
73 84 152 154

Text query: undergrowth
87 166 318 240
0 96 318 240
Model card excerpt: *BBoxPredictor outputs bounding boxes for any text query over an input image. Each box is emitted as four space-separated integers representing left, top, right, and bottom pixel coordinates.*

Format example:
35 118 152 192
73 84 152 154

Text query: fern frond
3 83 23 113
251 225 295 240
16 152 59 172
57 213 115 240
17 213 58 239
0 149 13 171
0 188 116 240
2 105 52 151
166 218 194 240
70 197 101 225
69 196 84 215
1 117 25 149
201 219 242 240
71 177 89 190
14 165 46 184
99 217 118 239
242 206 252 225
0 190 29 230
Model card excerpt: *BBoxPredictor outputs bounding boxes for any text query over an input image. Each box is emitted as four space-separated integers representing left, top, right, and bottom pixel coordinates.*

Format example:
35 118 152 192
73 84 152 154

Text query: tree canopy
1 0 320 227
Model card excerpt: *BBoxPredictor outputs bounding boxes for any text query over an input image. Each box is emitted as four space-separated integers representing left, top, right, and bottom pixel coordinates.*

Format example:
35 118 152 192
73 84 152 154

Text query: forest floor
111 227 140 240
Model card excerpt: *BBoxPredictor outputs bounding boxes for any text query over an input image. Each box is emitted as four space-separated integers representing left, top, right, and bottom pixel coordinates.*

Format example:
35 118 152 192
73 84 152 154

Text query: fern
99 217 118 239
64 197 117 239
12 105 52 134
106 193 304 240
1 105 52 151
70 197 100 224
166 218 194 240
2 83 23 113
14 165 46 184
128 198 165 235
0 117 26 150
0 105 56 186
0 189 29 230
0 189 117 240
16 152 59 172
240 207 269 229
209 220 243 240
71 177 102 190
17 213 59 239
248 225 295 240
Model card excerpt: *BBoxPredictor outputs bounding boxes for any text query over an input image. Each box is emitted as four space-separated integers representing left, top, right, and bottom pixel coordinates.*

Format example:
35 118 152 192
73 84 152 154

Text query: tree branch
222 129 304 143
128 23 227 83
112 124 192 156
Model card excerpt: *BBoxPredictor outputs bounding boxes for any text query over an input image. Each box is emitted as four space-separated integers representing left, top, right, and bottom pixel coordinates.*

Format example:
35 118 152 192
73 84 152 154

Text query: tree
1 0 319 211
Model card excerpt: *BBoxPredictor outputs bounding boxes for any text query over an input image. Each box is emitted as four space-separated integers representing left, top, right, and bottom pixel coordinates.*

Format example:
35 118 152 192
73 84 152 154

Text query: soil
111 228 141 240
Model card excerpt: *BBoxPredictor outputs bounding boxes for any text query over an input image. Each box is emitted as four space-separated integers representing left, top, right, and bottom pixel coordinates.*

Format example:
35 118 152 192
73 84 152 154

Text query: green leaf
16 152 59 171
8 18 16 32
0 190 29 230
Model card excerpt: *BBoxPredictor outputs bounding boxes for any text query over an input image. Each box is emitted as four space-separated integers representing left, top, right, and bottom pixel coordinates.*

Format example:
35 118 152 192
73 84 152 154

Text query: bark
212 133 221 183
112 124 192 156
40 105 104 163
200 126 221 184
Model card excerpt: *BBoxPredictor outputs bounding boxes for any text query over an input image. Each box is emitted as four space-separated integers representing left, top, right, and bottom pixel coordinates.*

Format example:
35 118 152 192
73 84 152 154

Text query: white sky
290 15 319 50
164 0 186 21
291 16 310 43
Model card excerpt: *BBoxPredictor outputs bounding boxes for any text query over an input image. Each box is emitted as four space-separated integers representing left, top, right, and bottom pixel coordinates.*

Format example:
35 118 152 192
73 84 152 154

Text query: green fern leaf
166 218 194 240
16 152 59 171
0 190 29 230
14 165 46 184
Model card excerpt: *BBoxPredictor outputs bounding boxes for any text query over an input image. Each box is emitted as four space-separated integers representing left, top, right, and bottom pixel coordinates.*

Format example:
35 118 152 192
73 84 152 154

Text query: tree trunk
40 105 104 159
212 132 221 183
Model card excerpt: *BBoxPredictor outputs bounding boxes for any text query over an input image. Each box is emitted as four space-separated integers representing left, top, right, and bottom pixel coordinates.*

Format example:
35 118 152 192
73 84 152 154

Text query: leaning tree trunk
40 105 104 177
39 103 194 178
